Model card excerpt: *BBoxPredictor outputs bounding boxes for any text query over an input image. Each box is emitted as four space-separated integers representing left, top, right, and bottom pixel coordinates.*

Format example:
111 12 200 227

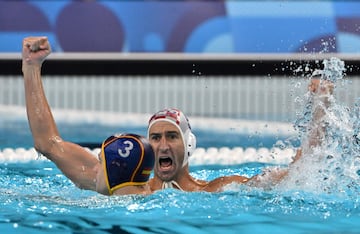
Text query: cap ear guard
186 132 196 157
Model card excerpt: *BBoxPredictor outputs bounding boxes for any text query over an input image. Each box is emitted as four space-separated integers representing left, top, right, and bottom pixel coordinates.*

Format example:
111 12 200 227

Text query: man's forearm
23 64 60 152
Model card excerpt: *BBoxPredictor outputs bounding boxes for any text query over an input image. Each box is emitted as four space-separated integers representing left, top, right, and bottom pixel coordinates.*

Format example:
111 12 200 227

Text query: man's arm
245 78 334 188
22 37 98 190
299 78 334 156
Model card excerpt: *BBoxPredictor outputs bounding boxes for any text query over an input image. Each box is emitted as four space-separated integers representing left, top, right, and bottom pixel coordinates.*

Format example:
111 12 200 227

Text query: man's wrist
22 62 42 74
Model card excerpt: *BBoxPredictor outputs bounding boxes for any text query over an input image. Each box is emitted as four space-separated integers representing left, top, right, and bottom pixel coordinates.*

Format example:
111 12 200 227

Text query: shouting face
148 121 185 182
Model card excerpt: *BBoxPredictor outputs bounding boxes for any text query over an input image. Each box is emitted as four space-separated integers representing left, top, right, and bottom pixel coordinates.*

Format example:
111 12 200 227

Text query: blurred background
1 0 360 123
1 0 359 53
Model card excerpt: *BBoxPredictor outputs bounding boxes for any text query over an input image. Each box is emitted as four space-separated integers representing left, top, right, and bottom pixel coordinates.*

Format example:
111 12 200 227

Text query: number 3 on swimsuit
118 140 134 158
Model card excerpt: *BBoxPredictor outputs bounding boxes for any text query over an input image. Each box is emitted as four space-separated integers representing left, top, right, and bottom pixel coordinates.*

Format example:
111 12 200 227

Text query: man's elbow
33 135 63 159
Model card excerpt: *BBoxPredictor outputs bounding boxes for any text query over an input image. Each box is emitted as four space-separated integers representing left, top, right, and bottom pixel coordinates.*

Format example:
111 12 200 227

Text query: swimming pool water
1 160 360 234
1 89 360 234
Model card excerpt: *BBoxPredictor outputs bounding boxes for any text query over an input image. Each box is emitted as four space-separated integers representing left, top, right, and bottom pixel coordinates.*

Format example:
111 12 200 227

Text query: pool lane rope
0 147 295 165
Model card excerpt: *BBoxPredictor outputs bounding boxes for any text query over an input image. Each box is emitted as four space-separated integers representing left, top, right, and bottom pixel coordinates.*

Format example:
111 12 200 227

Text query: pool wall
1 54 360 122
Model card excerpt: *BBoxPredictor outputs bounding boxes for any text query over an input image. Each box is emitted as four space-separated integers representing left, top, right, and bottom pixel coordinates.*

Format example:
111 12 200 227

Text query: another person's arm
22 37 98 190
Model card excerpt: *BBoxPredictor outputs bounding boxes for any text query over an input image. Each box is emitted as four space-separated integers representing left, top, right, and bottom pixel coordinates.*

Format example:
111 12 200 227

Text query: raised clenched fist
22 37 51 67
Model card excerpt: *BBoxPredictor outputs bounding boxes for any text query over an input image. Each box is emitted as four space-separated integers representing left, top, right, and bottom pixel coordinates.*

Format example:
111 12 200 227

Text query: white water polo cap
147 108 196 168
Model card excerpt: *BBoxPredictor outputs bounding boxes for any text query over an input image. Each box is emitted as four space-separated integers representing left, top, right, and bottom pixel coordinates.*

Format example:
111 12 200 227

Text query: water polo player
22 36 154 195
23 36 335 194
147 108 255 191
96 134 154 195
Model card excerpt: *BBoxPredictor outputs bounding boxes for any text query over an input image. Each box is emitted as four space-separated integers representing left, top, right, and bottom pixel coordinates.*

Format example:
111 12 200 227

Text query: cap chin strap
162 181 184 191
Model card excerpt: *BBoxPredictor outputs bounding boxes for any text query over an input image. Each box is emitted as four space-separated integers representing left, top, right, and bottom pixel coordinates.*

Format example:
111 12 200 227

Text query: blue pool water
1 112 360 233
1 158 360 234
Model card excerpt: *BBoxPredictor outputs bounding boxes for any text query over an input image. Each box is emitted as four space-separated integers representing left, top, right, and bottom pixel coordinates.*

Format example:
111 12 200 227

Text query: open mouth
159 157 173 170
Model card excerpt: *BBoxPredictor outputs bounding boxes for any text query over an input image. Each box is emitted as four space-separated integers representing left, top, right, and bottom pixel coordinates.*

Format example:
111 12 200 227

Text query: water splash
292 58 344 141
293 90 314 141
322 57 346 82
282 57 360 196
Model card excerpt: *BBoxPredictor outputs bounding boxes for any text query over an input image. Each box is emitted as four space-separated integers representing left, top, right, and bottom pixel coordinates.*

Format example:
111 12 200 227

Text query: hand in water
22 37 51 67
